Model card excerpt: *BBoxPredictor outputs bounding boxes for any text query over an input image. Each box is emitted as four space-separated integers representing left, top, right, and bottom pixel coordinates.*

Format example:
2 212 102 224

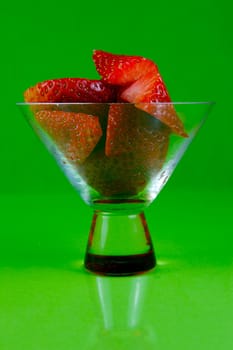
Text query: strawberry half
121 73 187 137
93 50 187 137
105 104 170 157
135 102 188 137
35 110 103 163
120 72 170 103
24 78 117 103
78 104 170 196
93 50 157 85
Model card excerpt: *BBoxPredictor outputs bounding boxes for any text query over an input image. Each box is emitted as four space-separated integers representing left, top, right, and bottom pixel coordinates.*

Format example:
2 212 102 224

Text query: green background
0 1 232 349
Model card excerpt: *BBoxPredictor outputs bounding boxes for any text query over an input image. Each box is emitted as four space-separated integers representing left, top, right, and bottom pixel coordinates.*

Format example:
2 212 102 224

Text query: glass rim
16 101 215 106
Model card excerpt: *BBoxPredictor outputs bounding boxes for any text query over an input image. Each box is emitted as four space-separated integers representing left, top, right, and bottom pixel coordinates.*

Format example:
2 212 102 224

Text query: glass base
84 211 156 276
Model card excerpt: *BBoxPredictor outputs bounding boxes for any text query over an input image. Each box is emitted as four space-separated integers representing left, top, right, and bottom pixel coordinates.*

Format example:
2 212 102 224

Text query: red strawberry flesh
120 72 170 103
93 50 187 137
35 110 103 164
136 102 188 137
121 74 187 136
76 104 170 196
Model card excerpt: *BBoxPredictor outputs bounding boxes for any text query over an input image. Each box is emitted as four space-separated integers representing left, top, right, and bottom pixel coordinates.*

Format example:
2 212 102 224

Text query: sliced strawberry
106 104 170 156
24 78 117 103
120 72 188 137
93 50 187 137
93 50 157 85
78 105 170 196
121 72 170 103
35 110 102 163
136 102 188 137
79 104 170 195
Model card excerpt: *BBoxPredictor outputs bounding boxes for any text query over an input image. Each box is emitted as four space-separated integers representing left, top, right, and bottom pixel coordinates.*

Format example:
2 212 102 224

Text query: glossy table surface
0 188 232 349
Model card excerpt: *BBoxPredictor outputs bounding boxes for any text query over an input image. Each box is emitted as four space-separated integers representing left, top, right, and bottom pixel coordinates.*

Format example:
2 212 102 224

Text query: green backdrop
0 1 232 349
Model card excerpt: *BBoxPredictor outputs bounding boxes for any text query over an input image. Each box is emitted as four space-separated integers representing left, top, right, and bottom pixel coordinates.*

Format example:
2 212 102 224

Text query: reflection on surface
0 258 232 350
87 274 156 349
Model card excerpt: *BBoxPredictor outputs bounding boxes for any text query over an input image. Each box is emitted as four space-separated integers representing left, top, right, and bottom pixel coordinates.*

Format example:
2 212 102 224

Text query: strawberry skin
24 78 117 103
136 102 188 137
93 50 157 85
105 104 170 158
35 110 103 163
93 50 187 137
120 73 187 137
78 105 170 196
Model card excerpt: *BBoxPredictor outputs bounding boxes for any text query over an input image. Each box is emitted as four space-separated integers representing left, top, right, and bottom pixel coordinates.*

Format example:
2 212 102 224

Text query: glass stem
84 211 156 276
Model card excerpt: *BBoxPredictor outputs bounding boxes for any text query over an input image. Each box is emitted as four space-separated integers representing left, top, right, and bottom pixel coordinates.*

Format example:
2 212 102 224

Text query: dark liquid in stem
85 249 156 276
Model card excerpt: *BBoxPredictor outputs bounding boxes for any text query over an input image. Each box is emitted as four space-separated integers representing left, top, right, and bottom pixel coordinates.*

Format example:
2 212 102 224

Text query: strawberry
120 73 187 137
105 104 170 158
76 104 170 196
93 50 157 85
35 110 103 164
77 148 149 196
93 50 187 137
120 72 170 103
136 102 188 137
24 78 117 103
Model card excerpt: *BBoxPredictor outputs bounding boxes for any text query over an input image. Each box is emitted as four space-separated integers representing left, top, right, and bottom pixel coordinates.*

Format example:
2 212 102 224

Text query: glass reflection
87 274 157 349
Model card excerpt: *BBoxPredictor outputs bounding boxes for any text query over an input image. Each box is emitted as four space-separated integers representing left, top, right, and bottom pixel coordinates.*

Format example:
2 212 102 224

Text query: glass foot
84 211 156 276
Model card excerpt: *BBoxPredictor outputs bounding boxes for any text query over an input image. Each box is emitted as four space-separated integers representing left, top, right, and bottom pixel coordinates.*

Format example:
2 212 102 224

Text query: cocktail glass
17 102 214 276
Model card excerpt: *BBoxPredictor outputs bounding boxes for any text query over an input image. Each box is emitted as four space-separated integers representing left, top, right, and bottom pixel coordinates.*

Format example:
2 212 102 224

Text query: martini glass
17 102 214 276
